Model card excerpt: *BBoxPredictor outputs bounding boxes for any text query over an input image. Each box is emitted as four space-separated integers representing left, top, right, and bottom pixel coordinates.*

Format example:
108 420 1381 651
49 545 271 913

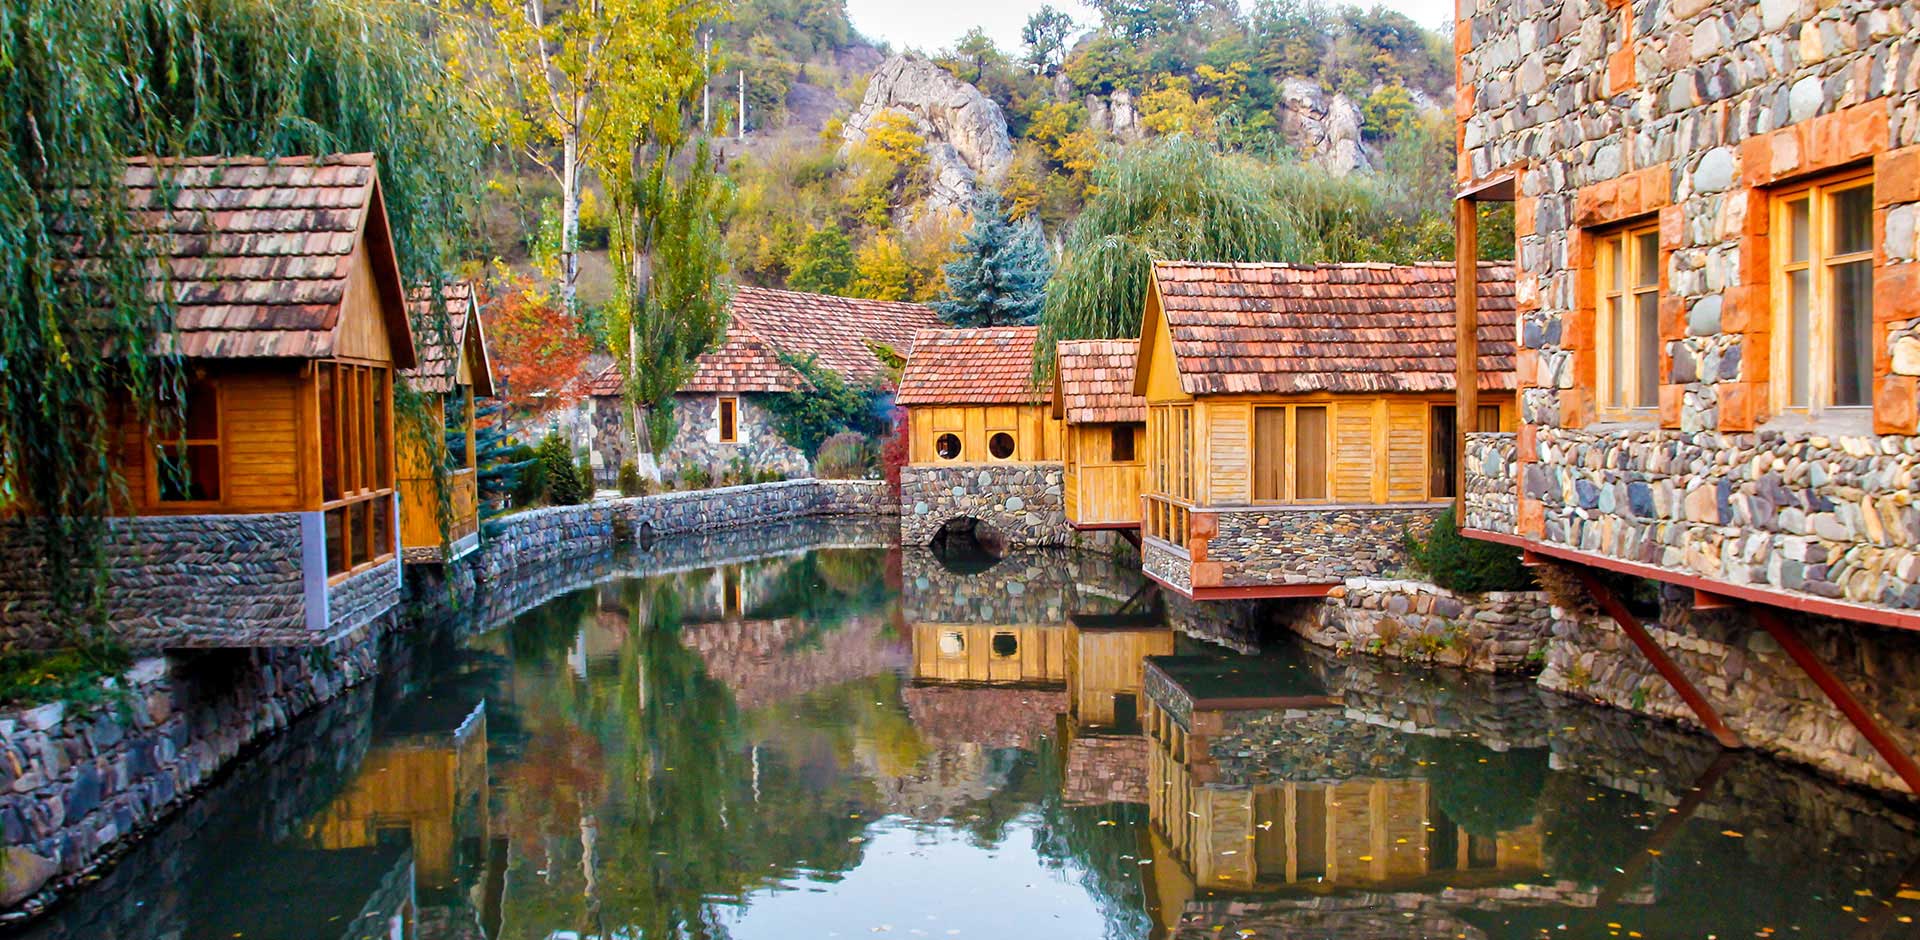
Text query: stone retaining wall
0 514 309 649
1277 578 1556 674
899 464 1070 548
0 616 392 915
1209 505 1444 585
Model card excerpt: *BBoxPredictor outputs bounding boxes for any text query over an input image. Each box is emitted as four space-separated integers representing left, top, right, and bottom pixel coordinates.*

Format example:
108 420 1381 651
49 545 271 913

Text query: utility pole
737 70 745 141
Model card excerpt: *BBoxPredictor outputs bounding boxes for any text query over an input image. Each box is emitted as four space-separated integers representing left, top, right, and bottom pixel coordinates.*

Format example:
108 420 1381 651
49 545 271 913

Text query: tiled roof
1150 261 1516 395
111 153 413 367
403 281 493 395
1054 339 1145 424
592 285 940 397
895 326 1048 406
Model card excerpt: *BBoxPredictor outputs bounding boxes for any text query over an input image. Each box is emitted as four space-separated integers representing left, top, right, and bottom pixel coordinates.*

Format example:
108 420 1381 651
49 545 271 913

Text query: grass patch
0 643 134 709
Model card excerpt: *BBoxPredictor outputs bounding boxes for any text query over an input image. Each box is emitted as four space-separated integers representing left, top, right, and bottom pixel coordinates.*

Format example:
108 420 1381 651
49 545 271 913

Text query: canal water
11 520 1920 939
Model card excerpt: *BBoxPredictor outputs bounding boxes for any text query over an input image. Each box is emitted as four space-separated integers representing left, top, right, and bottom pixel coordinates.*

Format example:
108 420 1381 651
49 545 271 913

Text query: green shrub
680 465 714 490
1404 506 1535 593
0 643 133 708
617 461 649 497
536 434 588 505
815 431 874 479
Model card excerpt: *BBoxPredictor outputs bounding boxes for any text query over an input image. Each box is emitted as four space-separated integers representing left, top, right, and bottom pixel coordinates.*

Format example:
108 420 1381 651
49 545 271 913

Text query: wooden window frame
717 396 739 444
152 373 224 507
1250 403 1332 505
1770 168 1877 416
1595 221 1662 419
1109 424 1135 463
318 360 397 581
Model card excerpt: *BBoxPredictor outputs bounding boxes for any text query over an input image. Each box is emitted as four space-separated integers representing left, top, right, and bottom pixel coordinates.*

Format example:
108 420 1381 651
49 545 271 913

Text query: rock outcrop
1276 77 1369 175
841 55 1014 216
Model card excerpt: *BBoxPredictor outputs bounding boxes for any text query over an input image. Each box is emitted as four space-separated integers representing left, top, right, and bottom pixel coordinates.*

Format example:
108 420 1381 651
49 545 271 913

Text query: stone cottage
0 154 417 647
1133 261 1518 600
590 286 937 484
1454 0 1920 793
895 326 1069 548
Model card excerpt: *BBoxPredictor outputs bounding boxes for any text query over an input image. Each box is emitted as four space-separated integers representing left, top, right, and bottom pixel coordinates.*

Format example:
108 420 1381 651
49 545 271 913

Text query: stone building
1053 339 1148 532
896 326 1071 547
590 286 937 485
1133 261 1518 600
0 154 417 648
1453 0 1920 792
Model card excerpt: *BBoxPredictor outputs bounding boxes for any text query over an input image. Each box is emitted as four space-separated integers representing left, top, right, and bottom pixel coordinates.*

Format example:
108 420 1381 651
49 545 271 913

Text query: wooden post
1454 198 1479 520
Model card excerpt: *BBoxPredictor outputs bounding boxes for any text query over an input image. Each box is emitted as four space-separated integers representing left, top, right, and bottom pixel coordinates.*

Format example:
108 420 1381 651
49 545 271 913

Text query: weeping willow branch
0 0 482 631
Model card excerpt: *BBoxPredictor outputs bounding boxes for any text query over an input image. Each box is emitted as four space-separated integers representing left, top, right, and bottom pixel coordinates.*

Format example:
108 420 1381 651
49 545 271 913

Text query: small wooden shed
1053 339 1147 530
896 326 1061 465
399 281 495 563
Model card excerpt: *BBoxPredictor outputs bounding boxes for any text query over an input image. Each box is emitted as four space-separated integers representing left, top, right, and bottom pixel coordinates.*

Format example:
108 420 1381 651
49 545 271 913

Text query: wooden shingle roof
895 326 1048 406
115 153 414 367
404 281 494 396
1148 261 1516 396
1053 339 1145 424
592 285 940 397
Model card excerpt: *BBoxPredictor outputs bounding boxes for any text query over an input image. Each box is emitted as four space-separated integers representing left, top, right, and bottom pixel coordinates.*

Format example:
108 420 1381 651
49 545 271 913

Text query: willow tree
0 0 480 629
1037 135 1393 358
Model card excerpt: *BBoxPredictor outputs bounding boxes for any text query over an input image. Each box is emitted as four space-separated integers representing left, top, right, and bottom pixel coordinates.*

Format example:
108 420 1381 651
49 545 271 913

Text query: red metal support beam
1567 567 1742 749
1749 606 1920 796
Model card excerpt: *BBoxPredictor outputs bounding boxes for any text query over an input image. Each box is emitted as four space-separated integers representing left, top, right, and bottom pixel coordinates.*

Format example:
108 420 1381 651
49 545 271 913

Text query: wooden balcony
399 467 479 563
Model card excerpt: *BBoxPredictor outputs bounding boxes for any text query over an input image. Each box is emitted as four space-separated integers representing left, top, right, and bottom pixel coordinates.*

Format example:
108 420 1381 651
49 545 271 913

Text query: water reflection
9 527 1920 940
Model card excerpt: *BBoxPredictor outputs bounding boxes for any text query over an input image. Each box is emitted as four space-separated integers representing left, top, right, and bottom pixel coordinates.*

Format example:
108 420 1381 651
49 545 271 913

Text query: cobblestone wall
657 393 810 483
1209 505 1445 585
0 514 309 649
1464 432 1518 534
1277 578 1555 674
0 617 392 915
326 559 399 636
899 464 1071 548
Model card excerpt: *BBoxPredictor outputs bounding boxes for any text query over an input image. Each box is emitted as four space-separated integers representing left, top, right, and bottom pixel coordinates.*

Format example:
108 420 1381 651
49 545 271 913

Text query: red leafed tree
482 276 594 415
880 406 909 500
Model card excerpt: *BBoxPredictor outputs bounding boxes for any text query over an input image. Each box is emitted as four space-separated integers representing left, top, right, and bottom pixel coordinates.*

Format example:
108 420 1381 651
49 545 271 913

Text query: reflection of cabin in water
1134 261 1517 600
1054 339 1147 532
398 281 494 564
1140 655 1544 895
0 154 419 648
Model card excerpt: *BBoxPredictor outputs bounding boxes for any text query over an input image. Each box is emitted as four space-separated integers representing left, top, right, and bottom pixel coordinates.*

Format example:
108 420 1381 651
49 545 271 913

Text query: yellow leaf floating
1720 829 1744 838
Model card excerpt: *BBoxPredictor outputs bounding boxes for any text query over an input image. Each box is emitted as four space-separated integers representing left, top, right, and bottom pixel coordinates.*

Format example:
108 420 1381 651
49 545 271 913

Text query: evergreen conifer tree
933 192 1051 327
474 401 535 519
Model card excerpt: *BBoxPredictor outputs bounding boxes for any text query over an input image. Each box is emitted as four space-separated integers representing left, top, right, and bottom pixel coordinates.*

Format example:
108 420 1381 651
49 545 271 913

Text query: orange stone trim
1605 3 1635 95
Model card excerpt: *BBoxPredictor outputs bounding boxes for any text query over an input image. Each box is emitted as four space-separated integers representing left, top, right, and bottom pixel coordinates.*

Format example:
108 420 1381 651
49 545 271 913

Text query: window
1429 405 1506 499
1774 173 1875 412
1597 223 1661 415
318 362 395 577
988 431 1016 459
717 397 738 443
1251 405 1328 503
1109 425 1135 463
156 375 221 503
991 632 1019 657
935 433 962 459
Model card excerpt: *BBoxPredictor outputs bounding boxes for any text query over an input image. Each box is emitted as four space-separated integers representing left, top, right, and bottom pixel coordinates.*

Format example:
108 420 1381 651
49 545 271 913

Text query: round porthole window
991 632 1019 658
988 432 1016 459
936 433 962 460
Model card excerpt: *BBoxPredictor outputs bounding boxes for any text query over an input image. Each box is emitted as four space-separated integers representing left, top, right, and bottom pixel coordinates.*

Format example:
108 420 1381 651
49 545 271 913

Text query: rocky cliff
841 54 1015 217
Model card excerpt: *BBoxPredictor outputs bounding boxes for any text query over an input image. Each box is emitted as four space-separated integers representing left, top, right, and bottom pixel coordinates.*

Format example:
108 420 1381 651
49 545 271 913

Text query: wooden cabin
399 281 494 564
1135 261 1517 600
897 326 1061 465
1 154 419 648
1054 339 1147 531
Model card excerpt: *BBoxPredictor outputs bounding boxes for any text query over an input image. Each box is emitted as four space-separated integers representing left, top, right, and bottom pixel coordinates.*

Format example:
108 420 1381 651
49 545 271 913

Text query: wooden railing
1143 494 1190 549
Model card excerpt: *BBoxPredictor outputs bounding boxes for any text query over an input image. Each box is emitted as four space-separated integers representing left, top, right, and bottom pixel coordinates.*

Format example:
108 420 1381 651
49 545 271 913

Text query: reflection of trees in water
1029 733 1155 940
1411 738 1549 838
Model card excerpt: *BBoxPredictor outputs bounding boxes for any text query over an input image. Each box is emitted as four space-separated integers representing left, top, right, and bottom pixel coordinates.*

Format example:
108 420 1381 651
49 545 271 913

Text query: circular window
991 632 1019 658
936 433 962 460
988 432 1016 460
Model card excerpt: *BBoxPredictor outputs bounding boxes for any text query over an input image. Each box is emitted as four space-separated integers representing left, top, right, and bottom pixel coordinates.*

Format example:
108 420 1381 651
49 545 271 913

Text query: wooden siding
907 404 1060 465
1064 424 1143 526
1138 288 1192 404
1067 626 1174 728
113 366 309 515
1204 401 1250 506
911 623 1068 685
335 246 397 364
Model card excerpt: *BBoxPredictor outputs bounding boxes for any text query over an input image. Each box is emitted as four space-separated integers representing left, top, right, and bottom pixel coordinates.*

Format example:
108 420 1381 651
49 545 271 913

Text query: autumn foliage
481 276 594 414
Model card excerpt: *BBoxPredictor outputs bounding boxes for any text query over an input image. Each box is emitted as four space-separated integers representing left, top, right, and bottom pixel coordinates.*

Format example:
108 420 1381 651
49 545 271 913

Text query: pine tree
932 192 1051 327
474 401 535 519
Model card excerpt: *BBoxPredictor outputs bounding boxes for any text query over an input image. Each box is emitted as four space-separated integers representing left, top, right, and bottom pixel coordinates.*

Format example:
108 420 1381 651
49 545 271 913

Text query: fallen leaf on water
1720 830 1744 838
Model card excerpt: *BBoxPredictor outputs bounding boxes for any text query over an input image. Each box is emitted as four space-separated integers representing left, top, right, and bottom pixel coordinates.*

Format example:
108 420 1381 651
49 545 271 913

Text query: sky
844 1 1458 56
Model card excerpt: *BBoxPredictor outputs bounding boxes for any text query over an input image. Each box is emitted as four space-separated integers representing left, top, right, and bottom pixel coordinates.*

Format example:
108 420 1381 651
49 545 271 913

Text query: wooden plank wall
1065 424 1144 525
910 623 1067 684
114 367 307 514
908 404 1061 465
